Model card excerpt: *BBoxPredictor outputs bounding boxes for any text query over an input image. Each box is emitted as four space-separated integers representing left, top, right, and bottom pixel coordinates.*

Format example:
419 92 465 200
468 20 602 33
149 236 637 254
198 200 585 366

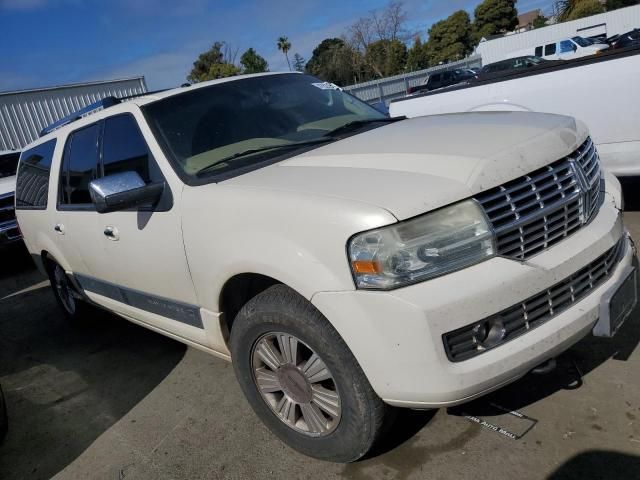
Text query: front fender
181 183 397 312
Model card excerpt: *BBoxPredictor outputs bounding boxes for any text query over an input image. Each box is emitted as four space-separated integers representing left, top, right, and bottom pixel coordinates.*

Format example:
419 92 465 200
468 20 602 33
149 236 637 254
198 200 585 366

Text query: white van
510 36 609 61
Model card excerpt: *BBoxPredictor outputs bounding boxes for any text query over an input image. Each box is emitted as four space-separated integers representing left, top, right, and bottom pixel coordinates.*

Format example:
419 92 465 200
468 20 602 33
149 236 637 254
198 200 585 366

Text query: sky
0 0 551 92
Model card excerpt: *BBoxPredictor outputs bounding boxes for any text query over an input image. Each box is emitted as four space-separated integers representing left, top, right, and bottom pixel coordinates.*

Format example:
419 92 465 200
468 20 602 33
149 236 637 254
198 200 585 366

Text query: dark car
0 150 19 179
611 29 640 49
408 68 477 95
0 150 21 247
0 383 7 442
479 56 551 77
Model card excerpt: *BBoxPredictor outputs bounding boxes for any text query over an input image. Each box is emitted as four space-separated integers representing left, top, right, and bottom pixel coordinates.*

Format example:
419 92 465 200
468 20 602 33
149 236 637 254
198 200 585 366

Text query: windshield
143 74 386 180
572 36 591 47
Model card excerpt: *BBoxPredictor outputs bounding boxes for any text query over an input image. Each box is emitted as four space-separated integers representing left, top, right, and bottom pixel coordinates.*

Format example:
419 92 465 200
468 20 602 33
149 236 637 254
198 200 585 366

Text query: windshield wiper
195 138 335 176
323 116 405 137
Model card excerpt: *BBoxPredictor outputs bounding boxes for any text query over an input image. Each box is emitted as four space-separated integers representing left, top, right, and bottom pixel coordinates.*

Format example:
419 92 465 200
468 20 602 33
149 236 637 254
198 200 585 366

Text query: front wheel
230 285 393 462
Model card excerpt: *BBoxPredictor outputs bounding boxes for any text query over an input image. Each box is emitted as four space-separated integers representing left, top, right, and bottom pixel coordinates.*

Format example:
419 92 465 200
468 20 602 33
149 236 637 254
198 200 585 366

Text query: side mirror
89 171 164 214
573 44 578 52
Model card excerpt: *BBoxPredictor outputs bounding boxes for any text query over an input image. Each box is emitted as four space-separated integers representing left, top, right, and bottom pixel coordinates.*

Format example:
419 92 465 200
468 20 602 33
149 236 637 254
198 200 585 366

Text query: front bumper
312 182 633 408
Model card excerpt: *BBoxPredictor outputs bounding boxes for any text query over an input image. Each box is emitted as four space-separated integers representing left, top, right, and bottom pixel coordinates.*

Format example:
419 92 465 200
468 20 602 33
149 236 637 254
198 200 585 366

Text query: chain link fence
343 55 482 106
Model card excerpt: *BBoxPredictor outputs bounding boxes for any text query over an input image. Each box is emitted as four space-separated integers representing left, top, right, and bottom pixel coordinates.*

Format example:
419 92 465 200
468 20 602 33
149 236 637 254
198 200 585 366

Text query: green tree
472 0 518 43
188 42 224 82
567 0 606 18
554 0 605 21
532 14 548 28
606 0 639 10
187 42 239 82
207 63 240 79
306 38 362 85
406 36 429 71
424 10 473 65
240 48 269 74
292 53 306 72
277 36 292 70
364 39 407 78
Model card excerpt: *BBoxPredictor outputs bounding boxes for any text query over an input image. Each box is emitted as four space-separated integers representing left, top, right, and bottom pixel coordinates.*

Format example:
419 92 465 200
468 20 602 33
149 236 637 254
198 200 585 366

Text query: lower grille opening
443 237 626 362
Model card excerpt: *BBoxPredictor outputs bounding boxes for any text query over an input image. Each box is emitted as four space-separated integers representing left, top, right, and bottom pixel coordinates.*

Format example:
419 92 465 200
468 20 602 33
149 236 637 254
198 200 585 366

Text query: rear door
427 73 441 90
54 123 104 278
442 71 454 88
544 42 558 60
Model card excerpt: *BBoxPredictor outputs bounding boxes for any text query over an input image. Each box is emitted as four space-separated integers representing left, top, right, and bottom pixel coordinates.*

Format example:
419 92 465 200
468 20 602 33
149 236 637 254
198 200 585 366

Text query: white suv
15 72 636 462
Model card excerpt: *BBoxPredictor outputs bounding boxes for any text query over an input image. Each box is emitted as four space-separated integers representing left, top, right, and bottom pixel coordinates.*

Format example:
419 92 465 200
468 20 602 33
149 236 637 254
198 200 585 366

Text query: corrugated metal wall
0 77 147 151
476 5 640 64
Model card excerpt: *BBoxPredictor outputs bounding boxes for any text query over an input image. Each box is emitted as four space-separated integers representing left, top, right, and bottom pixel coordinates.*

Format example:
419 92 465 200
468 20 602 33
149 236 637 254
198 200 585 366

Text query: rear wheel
48 262 90 321
230 284 393 462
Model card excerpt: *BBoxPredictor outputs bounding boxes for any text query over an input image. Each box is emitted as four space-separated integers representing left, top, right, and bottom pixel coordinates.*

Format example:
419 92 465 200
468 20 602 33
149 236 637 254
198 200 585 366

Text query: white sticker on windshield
311 82 341 91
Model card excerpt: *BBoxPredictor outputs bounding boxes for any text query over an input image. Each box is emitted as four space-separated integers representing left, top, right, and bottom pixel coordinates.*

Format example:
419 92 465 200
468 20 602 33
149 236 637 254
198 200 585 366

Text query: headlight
348 200 495 290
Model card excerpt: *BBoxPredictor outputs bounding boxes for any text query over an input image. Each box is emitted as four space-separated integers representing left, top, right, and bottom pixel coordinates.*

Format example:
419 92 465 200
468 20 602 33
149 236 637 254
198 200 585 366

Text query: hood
0 175 16 197
225 112 587 220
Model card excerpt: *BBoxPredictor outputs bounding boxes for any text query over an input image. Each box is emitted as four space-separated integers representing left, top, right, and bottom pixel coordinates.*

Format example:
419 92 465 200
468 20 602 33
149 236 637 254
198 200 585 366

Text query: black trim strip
74 273 203 328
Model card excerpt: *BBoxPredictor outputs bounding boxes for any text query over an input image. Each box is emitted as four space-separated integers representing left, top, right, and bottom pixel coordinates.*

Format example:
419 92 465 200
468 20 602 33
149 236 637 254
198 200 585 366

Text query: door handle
54 223 65 235
103 226 119 241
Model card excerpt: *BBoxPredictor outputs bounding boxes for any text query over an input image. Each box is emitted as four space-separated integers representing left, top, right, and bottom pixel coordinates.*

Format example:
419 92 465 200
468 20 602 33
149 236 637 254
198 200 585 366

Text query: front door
56 113 205 345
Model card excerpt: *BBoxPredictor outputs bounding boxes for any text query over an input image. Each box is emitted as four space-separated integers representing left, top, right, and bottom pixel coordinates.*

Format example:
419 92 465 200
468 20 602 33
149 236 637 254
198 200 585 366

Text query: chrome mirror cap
89 171 163 214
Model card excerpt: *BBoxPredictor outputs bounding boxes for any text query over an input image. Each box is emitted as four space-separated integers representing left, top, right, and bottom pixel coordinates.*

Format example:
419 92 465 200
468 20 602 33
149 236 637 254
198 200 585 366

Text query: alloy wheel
53 265 76 315
251 332 341 437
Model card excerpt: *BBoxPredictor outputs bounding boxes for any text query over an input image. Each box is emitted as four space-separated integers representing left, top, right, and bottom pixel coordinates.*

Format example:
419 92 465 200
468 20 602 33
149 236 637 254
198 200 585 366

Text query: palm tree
553 0 581 22
277 36 292 70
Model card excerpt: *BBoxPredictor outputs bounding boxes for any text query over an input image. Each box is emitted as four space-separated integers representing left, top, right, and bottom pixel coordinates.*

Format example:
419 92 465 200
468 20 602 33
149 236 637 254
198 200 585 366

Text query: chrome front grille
443 237 626 362
475 137 603 260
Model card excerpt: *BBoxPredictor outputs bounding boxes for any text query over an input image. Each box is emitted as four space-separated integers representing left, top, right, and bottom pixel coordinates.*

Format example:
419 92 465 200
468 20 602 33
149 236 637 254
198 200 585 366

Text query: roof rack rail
118 88 168 101
39 96 121 137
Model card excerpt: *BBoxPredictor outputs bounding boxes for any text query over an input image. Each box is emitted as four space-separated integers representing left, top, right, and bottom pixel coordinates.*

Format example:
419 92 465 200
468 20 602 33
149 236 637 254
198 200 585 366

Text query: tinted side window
60 124 100 206
102 115 156 183
429 73 441 83
15 140 56 209
535 46 543 57
544 43 557 56
443 72 453 81
559 40 574 53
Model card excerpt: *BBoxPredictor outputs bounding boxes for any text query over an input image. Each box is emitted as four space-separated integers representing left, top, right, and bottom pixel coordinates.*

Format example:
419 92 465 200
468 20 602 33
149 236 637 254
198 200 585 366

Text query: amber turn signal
351 260 381 274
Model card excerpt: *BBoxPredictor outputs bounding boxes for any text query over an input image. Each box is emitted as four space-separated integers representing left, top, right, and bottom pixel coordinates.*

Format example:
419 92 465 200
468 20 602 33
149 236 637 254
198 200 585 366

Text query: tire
230 284 392 463
47 261 90 322
0 384 7 443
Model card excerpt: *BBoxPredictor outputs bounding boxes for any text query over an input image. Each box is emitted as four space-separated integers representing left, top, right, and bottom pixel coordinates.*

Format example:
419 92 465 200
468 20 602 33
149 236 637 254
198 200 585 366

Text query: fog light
472 317 506 350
